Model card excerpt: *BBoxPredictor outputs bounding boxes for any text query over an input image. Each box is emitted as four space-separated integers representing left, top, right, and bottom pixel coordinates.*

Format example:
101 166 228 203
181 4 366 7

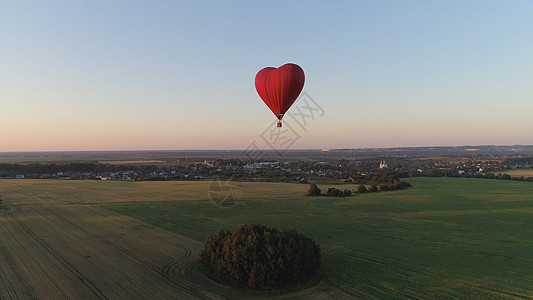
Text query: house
16 174 25 179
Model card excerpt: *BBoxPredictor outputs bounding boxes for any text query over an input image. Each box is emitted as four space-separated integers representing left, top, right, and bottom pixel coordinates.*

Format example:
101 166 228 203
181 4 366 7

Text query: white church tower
379 160 388 169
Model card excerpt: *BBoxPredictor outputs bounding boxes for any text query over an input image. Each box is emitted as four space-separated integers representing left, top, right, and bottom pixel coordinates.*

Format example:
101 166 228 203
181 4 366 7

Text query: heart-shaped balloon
255 63 305 121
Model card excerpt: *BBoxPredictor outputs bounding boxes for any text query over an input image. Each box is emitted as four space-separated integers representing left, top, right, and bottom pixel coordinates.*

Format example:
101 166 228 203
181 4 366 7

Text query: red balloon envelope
255 63 305 126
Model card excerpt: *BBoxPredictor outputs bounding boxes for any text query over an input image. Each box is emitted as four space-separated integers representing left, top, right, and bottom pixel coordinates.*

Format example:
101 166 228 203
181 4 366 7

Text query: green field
105 178 533 299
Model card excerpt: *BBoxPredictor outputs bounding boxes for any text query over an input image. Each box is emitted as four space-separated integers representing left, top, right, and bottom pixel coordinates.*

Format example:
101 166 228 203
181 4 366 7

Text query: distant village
1 154 532 183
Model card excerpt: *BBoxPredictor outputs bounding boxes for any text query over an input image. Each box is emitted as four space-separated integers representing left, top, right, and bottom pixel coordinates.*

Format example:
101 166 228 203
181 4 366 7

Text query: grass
105 178 533 299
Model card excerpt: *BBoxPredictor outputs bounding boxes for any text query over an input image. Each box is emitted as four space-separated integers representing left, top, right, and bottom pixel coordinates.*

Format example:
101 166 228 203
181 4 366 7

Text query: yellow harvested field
0 205 214 299
503 169 533 177
0 179 306 206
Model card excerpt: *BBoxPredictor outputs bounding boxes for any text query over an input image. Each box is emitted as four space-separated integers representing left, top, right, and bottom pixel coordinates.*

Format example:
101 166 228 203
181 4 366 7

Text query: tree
0 194 2 205
400 181 412 188
356 184 367 193
201 224 321 290
308 184 321 196
369 185 378 192
327 187 344 196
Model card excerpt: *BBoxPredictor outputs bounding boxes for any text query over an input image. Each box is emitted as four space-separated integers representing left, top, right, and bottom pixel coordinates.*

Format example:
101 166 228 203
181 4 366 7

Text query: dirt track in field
0 181 355 299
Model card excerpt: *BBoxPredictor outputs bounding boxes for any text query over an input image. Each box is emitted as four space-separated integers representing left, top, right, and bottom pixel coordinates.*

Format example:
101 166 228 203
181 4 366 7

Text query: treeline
466 172 533 182
349 173 410 184
503 156 533 165
201 224 321 290
326 187 352 197
308 180 412 197
415 168 533 182
0 163 160 176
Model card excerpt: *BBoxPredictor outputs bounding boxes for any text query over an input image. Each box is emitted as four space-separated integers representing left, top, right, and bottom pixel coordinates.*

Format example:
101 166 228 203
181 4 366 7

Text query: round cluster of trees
200 224 321 290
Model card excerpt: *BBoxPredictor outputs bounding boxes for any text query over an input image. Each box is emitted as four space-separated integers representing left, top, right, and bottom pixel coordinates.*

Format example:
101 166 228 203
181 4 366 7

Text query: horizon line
1 144 532 154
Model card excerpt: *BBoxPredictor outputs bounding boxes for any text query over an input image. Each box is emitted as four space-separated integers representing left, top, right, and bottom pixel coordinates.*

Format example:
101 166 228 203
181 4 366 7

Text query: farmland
1 178 532 299
107 178 533 299
503 169 533 178
0 180 344 299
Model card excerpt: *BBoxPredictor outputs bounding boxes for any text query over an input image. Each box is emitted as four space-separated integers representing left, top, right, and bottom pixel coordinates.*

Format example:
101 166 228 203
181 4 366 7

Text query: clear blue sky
1 1 532 151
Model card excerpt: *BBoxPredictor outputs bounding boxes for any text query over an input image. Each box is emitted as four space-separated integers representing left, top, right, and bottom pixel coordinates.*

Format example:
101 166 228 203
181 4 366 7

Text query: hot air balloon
255 63 305 127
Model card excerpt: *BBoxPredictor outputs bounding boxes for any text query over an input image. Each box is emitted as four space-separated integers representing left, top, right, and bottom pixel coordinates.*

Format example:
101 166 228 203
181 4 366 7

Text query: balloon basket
277 121 282 128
